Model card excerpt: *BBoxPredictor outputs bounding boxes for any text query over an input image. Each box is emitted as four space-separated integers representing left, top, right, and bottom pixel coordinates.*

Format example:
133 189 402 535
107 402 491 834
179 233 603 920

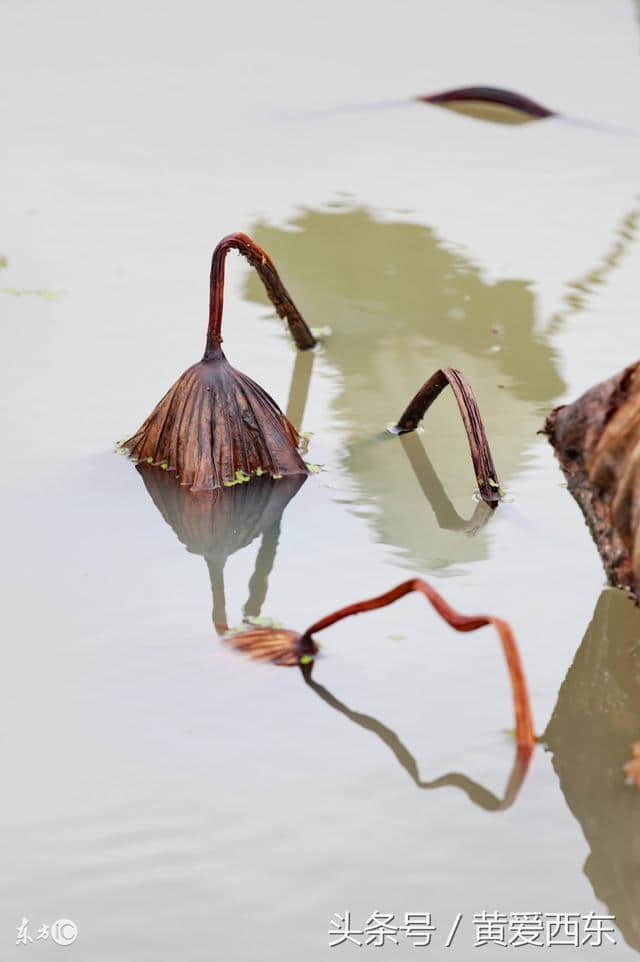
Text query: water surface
2 1 640 958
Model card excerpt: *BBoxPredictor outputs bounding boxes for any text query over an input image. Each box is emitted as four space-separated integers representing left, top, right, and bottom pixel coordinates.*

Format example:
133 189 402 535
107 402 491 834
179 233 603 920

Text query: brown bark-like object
226 577 536 752
544 361 640 602
391 367 501 507
120 233 316 491
624 742 640 788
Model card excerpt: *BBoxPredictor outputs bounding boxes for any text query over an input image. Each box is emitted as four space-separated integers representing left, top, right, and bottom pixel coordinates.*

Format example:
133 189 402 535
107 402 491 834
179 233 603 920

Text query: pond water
2 1 640 958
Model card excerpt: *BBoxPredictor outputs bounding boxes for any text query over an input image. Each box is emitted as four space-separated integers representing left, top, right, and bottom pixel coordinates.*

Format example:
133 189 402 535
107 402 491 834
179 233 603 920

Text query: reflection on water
399 432 493 533
548 203 640 333
301 664 531 811
137 468 305 633
544 589 640 952
246 208 564 571
284 348 314 430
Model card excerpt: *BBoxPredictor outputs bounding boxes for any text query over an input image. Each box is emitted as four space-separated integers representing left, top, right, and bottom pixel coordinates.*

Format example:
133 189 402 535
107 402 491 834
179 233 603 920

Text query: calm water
2 1 640 958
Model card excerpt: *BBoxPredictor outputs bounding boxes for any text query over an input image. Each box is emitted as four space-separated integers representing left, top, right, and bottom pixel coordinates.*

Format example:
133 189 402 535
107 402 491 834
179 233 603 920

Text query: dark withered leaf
418 86 554 125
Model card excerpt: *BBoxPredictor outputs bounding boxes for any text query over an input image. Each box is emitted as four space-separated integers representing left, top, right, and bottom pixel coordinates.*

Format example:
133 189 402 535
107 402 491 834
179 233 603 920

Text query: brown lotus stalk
226 577 536 752
120 233 316 491
544 360 640 602
391 367 501 507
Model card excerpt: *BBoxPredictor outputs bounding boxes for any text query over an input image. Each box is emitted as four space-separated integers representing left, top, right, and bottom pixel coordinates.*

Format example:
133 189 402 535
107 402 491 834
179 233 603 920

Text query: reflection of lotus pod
137 466 306 634
545 361 640 601
121 233 315 491
138 467 306 564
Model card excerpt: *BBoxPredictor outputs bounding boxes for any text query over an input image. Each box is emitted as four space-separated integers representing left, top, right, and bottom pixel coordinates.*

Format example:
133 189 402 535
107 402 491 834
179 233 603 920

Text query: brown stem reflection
544 588 640 953
399 433 493 533
301 663 532 811
243 519 283 623
285 347 314 430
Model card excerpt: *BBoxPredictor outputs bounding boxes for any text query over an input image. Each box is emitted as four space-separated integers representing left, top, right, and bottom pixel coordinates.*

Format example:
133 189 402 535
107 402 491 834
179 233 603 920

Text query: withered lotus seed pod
120 233 316 492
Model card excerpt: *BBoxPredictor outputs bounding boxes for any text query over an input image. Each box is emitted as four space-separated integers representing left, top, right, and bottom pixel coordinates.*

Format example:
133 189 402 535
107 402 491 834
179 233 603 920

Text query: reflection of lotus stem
285 348 314 429
303 670 533 811
206 558 229 636
205 232 316 356
548 203 640 336
393 367 500 507
300 578 535 752
399 432 493 532
243 521 282 621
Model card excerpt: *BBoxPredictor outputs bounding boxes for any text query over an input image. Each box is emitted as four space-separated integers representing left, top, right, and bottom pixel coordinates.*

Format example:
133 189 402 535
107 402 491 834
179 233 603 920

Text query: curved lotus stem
205 232 317 356
299 578 535 752
392 367 500 507
418 86 554 119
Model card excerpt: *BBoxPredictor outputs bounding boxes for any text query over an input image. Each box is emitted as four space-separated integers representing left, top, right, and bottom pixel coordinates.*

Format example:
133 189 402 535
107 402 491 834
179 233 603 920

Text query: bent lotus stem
299 578 535 753
392 367 501 507
205 232 317 356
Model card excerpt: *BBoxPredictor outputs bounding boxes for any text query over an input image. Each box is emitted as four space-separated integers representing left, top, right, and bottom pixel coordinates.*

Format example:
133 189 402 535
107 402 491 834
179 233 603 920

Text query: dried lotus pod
544 360 640 601
120 233 316 491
